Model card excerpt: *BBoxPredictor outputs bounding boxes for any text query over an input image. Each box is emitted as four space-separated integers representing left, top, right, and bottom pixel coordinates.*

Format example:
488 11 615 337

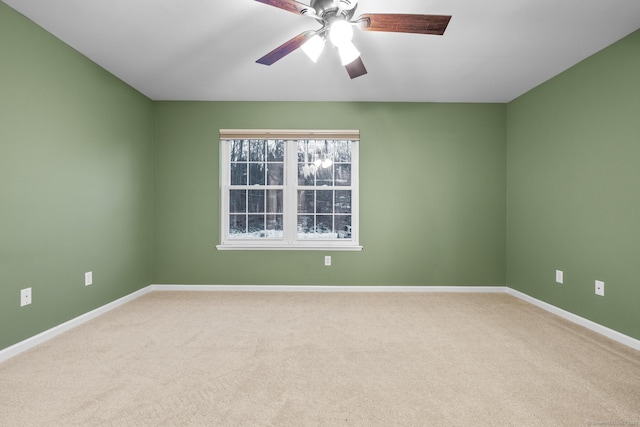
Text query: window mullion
284 140 298 243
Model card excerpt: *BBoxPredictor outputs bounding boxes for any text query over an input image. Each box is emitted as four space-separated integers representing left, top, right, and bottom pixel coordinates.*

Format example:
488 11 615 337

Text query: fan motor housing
311 0 356 20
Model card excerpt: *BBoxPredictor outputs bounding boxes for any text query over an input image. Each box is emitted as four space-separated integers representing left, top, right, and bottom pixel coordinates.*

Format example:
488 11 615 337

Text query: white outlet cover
85 271 93 286
555 270 563 284
21 287 32 307
324 256 331 266
595 280 605 296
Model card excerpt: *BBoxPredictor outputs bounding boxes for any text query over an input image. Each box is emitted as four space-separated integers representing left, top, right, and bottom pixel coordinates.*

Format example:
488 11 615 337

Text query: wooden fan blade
256 31 314 66
345 57 367 79
358 13 451 35
254 0 309 15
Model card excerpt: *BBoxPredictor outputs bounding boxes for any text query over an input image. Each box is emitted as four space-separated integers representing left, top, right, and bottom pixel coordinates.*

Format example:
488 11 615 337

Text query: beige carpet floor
0 291 638 426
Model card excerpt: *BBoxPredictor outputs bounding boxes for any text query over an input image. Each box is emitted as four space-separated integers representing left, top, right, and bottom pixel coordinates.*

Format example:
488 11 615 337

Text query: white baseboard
506 288 640 351
150 284 508 293
0 286 153 364
2 284 637 364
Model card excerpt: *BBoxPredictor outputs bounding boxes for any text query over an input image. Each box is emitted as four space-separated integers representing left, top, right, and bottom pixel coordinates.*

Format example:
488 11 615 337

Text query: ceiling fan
254 0 451 79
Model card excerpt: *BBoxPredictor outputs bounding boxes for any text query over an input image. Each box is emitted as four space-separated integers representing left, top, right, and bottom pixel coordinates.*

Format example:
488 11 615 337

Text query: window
218 130 361 251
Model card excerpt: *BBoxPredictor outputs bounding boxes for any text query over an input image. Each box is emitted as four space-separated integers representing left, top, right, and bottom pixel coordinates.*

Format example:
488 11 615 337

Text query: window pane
248 190 264 213
266 214 283 237
230 140 248 162
334 140 351 162
316 190 333 213
335 190 351 213
267 140 284 161
336 215 352 238
335 164 351 186
297 140 307 162
322 140 335 163
229 214 246 237
266 190 283 213
297 215 314 238
316 164 333 186
229 190 246 213
230 163 247 185
297 190 314 213
248 215 265 237
249 140 265 161
316 215 333 235
249 163 265 185
267 163 284 185
299 140 318 163
298 163 315 186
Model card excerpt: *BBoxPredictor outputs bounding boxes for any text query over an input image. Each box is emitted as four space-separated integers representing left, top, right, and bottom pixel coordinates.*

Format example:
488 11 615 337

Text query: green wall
0 3 154 350
153 102 507 286
506 30 640 340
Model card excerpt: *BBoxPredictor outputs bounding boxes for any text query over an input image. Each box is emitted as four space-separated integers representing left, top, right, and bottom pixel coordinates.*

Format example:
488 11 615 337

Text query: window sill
216 244 363 251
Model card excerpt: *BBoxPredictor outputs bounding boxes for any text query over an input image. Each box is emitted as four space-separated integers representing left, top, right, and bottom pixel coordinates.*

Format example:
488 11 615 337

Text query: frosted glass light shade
329 20 354 47
301 35 325 63
337 41 360 65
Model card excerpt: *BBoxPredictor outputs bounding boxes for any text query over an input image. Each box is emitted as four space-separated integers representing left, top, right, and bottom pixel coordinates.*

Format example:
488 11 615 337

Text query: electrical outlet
595 280 604 296
21 288 32 307
324 256 331 266
85 271 93 286
555 270 563 284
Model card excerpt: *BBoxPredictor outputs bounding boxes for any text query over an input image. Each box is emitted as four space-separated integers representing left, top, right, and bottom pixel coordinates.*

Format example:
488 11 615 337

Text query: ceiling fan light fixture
254 0 451 79
329 20 354 47
337 41 360 66
301 34 325 62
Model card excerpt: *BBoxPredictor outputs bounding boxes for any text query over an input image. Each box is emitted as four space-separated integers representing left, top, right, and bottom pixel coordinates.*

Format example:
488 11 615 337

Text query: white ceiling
4 0 640 102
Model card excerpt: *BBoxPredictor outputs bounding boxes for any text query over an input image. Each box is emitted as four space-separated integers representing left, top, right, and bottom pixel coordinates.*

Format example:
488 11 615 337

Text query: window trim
217 130 362 251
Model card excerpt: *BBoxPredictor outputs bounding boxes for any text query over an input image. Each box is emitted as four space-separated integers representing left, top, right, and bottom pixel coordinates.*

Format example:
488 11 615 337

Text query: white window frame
217 130 362 251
